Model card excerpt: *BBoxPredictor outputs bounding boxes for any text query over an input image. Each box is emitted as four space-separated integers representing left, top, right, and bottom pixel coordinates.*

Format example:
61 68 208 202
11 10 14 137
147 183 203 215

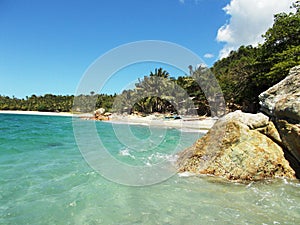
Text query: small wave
178 171 195 177
119 148 136 159
282 178 300 187
148 152 169 161
109 120 150 127
145 152 178 165
179 128 208 133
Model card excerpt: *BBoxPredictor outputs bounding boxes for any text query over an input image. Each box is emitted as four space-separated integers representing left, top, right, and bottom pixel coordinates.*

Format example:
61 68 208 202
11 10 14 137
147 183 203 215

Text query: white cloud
217 0 294 58
179 0 185 4
204 53 214 58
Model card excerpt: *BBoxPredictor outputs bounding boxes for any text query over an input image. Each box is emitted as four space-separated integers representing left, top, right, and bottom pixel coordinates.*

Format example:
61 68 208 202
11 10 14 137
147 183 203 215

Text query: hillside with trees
213 1 300 112
114 2 299 115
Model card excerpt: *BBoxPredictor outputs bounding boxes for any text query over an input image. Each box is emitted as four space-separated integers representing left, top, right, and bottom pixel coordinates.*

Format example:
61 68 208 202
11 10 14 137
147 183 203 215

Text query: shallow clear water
0 114 299 224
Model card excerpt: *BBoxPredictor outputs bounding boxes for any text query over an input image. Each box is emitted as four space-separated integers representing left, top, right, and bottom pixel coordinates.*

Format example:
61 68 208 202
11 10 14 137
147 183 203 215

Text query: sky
0 0 294 98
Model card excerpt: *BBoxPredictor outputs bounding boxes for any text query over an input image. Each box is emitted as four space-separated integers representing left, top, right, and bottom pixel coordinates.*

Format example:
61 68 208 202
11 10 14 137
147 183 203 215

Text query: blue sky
0 0 294 98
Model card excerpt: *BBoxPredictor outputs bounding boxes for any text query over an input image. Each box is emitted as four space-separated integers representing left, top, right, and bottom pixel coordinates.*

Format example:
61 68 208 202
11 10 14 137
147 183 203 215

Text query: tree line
0 94 116 113
1 2 299 115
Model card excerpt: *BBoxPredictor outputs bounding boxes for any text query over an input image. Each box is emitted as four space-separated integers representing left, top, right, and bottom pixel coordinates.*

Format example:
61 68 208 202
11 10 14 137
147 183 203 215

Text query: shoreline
105 114 217 133
0 110 74 117
0 110 216 132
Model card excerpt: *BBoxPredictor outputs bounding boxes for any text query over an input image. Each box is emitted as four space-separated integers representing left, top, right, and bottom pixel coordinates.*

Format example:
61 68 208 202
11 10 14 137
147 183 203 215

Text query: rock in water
177 110 295 181
259 65 300 176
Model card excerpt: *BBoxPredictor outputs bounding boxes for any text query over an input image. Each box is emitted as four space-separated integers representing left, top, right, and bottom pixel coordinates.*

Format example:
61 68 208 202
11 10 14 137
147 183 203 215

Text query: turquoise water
0 114 299 224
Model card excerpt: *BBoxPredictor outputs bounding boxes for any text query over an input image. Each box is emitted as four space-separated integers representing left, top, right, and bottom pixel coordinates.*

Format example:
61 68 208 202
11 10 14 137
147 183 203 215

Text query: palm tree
149 67 170 78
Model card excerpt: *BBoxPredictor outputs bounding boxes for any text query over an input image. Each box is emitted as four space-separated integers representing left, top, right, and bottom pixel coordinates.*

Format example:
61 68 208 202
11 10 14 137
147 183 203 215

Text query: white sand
0 110 73 117
0 110 216 132
107 114 217 133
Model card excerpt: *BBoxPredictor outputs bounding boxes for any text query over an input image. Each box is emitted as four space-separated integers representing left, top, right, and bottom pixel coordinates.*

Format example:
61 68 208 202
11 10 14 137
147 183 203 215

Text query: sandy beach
0 110 74 117
0 110 216 132
107 114 217 133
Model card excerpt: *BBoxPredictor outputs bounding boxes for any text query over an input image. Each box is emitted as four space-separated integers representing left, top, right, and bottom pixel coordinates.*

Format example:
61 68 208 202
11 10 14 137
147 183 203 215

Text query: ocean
0 113 299 224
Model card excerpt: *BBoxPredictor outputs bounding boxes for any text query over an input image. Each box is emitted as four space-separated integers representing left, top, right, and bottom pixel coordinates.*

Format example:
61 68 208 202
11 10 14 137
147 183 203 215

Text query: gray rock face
223 110 269 129
259 65 300 176
177 111 295 181
259 66 300 121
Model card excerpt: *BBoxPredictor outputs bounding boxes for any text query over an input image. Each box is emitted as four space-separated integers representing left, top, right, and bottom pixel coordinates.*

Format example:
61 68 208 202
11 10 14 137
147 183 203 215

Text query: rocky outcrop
94 108 110 121
95 108 105 116
259 66 300 121
259 65 300 177
177 111 295 181
177 110 295 181
177 66 300 181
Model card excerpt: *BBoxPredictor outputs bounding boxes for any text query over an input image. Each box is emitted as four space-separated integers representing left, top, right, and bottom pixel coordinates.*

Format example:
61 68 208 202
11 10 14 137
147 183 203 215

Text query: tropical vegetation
114 2 299 115
0 94 116 113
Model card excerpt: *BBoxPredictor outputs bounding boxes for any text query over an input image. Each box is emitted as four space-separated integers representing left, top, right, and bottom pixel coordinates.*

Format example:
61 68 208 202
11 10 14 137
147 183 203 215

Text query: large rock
259 65 300 176
177 110 295 181
94 108 110 120
259 66 300 121
95 108 105 115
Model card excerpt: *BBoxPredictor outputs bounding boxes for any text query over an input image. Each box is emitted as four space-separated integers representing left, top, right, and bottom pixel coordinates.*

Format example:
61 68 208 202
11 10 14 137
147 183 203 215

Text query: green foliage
112 68 178 114
94 2 300 117
212 4 300 112
258 4 300 84
0 93 116 113
265 45 300 82
0 94 74 112
262 13 300 55
112 67 211 116
212 45 259 104
112 68 180 114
